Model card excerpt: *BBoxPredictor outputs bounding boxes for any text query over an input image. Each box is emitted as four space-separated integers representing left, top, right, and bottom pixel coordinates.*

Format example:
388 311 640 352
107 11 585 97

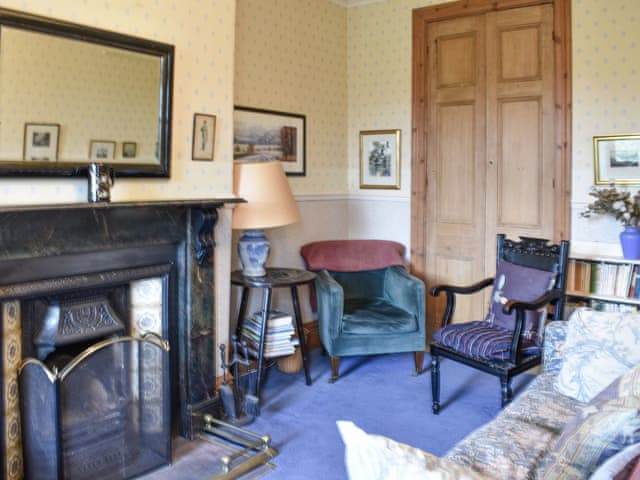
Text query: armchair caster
432 402 440 415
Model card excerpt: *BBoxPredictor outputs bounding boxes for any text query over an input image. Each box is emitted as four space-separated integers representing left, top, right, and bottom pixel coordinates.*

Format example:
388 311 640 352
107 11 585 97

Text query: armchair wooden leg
500 376 513 408
329 356 340 383
431 355 440 414
412 351 425 376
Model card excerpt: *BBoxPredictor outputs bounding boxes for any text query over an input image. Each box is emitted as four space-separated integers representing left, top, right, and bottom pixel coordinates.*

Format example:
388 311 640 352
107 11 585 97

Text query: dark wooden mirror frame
0 7 174 178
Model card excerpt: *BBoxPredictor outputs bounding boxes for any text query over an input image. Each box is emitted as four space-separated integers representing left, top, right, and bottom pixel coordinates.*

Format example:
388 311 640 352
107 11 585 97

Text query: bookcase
565 253 640 315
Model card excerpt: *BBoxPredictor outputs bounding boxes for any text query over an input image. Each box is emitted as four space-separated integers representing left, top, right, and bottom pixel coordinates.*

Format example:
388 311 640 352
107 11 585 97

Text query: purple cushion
485 260 556 346
433 321 540 361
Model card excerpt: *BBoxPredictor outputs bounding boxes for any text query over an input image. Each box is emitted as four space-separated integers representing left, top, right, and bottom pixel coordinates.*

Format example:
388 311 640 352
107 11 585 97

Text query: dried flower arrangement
581 187 640 227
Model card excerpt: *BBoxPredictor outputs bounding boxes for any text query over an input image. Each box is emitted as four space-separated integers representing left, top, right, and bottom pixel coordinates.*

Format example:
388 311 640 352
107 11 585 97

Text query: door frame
410 0 571 281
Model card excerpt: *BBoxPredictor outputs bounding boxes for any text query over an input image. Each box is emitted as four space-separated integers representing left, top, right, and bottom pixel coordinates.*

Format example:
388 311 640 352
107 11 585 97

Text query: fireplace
0 199 235 480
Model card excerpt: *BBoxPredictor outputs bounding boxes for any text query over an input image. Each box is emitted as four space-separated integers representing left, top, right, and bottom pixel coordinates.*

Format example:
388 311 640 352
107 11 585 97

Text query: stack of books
240 310 299 358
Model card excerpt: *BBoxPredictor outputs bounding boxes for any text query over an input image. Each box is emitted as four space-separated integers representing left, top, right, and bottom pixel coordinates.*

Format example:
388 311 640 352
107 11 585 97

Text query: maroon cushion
300 240 405 272
485 260 556 346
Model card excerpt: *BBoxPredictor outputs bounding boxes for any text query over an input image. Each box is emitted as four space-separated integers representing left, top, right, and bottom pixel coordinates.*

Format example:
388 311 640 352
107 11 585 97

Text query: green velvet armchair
301 240 426 382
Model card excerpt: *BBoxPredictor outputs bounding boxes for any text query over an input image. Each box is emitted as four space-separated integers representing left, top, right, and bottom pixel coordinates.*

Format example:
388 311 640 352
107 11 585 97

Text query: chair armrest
502 289 563 315
314 270 344 344
430 277 494 297
542 320 568 374
383 267 426 335
502 289 563 363
429 277 494 329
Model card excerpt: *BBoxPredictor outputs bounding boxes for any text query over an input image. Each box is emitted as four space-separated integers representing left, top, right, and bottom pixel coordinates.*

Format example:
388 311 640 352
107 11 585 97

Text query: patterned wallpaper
0 27 159 163
234 0 348 194
347 0 448 197
571 0 640 246
0 0 236 204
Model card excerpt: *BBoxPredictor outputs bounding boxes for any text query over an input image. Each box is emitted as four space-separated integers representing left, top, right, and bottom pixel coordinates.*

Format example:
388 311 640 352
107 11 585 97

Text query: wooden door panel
498 98 543 228
486 5 555 271
437 33 478 88
436 102 476 227
499 25 542 82
433 254 482 324
426 16 486 336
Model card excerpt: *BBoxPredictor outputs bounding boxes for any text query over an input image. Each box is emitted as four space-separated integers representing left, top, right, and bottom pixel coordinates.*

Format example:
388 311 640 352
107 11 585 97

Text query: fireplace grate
19 335 170 480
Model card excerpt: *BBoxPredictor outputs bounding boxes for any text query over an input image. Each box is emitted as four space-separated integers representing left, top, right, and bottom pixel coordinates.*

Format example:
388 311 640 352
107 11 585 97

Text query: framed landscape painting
234 106 306 176
359 129 401 190
594 134 640 185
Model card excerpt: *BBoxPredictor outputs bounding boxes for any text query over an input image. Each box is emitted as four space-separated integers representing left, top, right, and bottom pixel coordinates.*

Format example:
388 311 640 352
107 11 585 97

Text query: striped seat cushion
433 321 540 361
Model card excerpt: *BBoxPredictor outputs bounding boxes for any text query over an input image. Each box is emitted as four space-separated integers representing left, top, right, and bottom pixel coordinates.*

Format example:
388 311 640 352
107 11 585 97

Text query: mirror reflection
0 8 173 177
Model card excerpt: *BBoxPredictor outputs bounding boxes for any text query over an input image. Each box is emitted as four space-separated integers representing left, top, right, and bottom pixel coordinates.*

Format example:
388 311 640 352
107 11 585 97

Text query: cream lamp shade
232 161 300 276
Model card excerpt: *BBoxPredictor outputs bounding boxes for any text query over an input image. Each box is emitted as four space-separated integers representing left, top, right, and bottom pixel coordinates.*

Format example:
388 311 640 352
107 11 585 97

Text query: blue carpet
249 349 534 480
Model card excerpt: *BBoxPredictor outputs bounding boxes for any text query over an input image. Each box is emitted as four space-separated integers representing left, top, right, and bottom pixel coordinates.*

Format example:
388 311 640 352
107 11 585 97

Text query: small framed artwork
89 140 116 161
192 113 216 161
23 123 60 161
359 129 401 189
122 141 137 159
234 106 306 176
594 134 640 185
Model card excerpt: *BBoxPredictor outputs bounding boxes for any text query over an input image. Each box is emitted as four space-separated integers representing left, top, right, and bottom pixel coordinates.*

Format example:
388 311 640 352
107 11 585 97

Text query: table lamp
232 161 301 277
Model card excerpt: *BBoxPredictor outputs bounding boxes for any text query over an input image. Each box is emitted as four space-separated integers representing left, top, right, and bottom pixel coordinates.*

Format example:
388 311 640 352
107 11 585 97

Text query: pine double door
412 2 568 335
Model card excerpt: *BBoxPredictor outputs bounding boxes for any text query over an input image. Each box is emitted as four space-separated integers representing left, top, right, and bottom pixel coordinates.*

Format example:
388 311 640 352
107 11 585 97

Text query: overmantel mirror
0 8 173 177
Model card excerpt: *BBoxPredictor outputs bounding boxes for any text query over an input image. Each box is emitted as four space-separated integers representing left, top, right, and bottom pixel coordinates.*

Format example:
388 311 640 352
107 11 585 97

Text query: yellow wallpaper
347 0 451 197
0 27 159 163
571 0 640 245
0 0 236 204
234 0 348 194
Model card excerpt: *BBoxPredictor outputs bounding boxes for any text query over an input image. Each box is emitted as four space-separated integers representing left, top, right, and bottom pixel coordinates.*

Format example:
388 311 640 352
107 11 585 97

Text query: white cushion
590 443 640 480
336 421 489 480
555 308 640 402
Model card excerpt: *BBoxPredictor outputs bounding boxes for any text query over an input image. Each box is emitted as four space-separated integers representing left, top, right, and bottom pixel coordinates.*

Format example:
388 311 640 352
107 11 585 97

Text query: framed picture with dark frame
192 113 216 161
23 123 60 161
359 129 401 190
122 141 137 159
89 140 116 161
594 134 640 185
234 106 306 176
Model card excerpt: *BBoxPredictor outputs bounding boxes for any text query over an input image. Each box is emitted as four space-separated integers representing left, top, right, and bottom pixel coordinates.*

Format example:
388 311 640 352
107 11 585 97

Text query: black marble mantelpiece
0 197 242 214
0 198 240 459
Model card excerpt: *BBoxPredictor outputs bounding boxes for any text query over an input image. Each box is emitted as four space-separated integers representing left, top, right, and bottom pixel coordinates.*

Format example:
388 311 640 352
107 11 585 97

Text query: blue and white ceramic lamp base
238 229 270 277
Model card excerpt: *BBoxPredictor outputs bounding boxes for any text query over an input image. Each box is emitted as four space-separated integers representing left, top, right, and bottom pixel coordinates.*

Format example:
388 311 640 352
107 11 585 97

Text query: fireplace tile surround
0 198 239 479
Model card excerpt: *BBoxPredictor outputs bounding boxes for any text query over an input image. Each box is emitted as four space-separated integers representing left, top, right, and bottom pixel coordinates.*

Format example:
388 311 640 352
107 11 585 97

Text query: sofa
338 308 640 480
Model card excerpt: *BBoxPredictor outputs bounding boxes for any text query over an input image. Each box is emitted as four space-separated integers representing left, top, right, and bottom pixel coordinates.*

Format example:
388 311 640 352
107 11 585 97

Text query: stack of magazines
240 310 299 358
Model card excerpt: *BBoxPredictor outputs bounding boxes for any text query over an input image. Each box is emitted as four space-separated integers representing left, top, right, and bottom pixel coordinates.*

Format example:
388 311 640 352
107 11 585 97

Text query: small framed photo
359 129 401 189
192 113 216 161
23 123 60 161
594 134 640 185
234 106 306 176
122 141 137 159
89 140 116 161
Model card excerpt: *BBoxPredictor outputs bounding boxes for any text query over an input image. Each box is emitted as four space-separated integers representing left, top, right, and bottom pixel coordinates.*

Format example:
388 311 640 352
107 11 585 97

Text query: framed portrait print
122 141 137 159
234 106 306 176
89 140 116 161
23 123 60 161
594 134 640 185
192 113 216 161
359 129 401 189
